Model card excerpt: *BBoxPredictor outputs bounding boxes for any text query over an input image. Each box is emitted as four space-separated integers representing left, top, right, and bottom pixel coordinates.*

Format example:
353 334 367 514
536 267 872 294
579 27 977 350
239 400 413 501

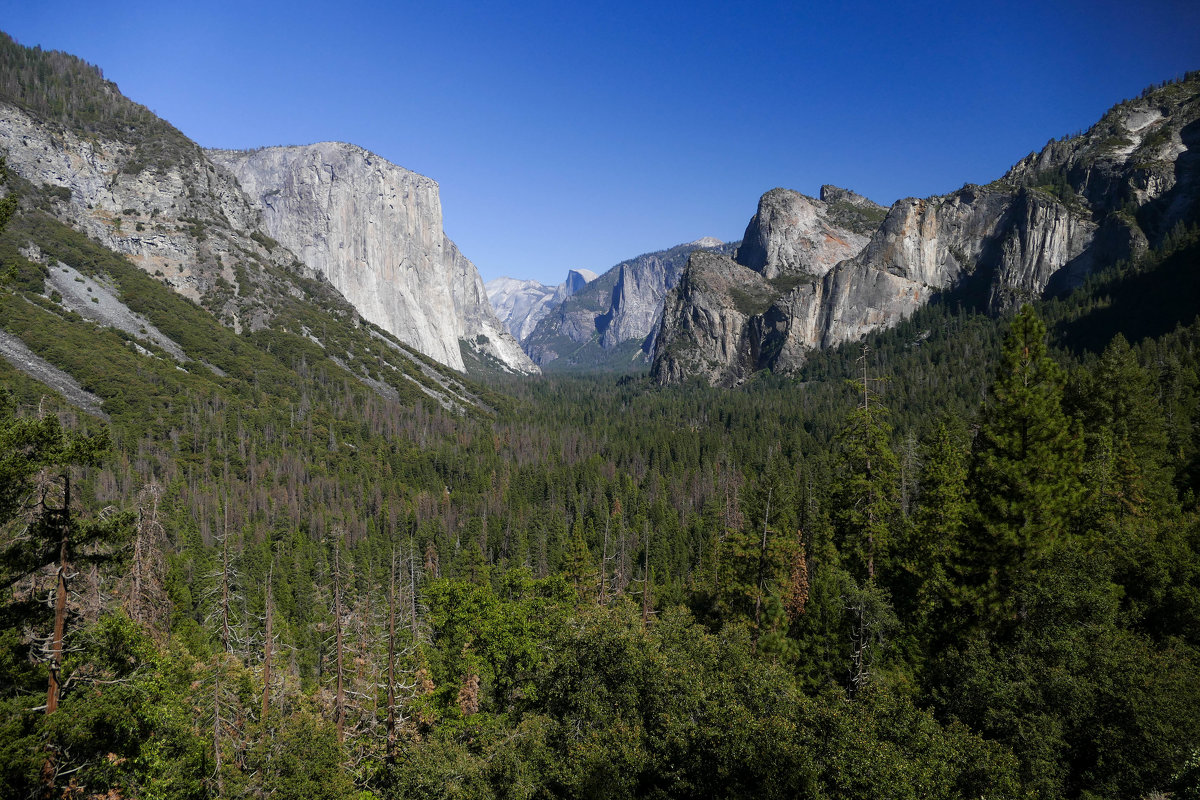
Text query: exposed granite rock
0 330 107 419
734 188 876 279
446 237 540 372
819 185 891 236
560 268 597 298
209 143 537 374
650 251 775 386
601 247 695 348
653 75 1200 386
0 101 305 330
486 277 555 339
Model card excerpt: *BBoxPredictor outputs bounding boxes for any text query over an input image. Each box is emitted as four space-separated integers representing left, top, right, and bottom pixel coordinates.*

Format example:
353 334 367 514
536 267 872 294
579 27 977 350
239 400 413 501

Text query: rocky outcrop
734 188 879 279
600 246 699 348
651 188 883 385
651 251 776 385
209 143 537 374
486 268 597 342
653 74 1200 385
487 277 555 340
0 101 305 331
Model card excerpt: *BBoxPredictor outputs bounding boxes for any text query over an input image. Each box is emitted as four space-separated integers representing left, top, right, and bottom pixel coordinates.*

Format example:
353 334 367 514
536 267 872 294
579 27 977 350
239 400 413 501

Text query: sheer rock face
651 251 773 386
601 249 695 349
486 277 556 340
653 77 1200 385
209 143 537 374
734 188 876 279
0 102 302 329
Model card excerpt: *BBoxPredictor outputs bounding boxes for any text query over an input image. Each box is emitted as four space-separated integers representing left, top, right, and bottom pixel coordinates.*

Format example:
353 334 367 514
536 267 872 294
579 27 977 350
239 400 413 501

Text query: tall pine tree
968 305 1084 620
833 347 900 584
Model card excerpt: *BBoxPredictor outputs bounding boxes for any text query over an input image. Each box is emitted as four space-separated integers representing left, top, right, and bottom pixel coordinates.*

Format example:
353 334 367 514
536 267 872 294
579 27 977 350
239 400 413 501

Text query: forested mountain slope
0 32 528 375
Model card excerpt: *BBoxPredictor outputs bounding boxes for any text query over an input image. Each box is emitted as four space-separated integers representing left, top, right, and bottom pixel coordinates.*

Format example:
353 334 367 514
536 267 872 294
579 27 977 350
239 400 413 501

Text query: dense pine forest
3 148 1200 798
2 42 1200 792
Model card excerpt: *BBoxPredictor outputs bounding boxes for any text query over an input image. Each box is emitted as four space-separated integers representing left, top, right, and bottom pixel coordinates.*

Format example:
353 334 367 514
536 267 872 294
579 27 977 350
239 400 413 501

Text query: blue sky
2 0 1198 285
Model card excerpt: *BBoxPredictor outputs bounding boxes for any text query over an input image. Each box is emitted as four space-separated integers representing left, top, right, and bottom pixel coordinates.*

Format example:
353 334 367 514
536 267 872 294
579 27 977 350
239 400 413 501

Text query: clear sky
2 1 1198 286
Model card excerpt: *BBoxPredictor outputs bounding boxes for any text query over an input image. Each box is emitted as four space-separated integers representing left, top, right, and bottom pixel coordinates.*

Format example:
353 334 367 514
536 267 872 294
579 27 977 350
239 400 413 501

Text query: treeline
0 32 197 173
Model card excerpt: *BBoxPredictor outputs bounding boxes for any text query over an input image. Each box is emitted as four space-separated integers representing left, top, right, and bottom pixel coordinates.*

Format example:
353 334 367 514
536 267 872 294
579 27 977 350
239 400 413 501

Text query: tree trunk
752 488 771 653
333 540 345 745
220 504 231 653
386 548 397 762
213 655 224 796
641 524 652 627
261 561 273 723
46 472 69 715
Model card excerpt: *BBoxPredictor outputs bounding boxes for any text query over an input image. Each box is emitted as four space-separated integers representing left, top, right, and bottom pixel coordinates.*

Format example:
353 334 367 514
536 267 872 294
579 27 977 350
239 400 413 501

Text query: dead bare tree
633 521 656 628
261 558 274 724
127 481 169 636
202 502 252 796
332 537 346 745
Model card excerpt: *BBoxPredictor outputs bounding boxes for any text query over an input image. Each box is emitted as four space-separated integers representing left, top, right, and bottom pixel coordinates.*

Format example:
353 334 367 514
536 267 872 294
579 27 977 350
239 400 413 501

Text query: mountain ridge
0 31 531 377
652 72 1200 386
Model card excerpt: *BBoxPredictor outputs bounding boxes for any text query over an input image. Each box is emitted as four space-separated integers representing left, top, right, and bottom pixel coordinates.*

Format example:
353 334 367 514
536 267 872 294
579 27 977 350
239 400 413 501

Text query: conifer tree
833 346 900 583
564 517 596 606
0 399 124 715
0 155 16 238
899 419 969 633
969 305 1084 618
1070 334 1171 522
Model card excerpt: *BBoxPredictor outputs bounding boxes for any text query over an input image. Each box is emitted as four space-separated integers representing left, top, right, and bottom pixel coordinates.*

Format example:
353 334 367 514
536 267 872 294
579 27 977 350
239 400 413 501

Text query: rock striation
653 74 1200 386
653 188 879 385
735 187 882 280
209 143 537 374
0 33 534 377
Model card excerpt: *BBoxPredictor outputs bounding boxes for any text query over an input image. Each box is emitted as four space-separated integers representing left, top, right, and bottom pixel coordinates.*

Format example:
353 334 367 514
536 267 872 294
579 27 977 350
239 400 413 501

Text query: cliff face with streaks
0 100 309 333
209 143 537 373
653 76 1200 386
523 238 736 371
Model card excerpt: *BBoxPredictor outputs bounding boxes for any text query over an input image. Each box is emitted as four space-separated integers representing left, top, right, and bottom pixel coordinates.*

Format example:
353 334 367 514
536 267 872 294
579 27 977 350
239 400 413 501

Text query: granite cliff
0 86 310 334
653 75 1200 386
0 31 535 378
0 32 494 411
652 187 881 385
208 143 537 374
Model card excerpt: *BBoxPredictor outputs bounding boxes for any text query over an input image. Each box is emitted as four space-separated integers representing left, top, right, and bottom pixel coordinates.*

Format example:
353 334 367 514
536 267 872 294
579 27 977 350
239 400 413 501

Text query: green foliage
833 380 900 583
966 306 1085 621
932 544 1200 798
0 32 198 174
0 102 1199 797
